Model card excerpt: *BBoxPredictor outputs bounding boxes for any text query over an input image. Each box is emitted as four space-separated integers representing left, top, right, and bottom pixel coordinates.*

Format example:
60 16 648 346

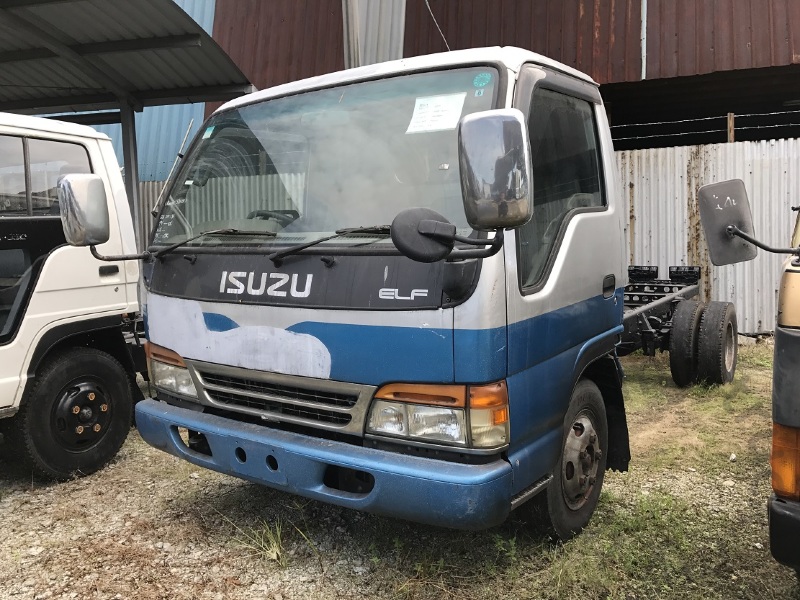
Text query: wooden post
727 112 735 143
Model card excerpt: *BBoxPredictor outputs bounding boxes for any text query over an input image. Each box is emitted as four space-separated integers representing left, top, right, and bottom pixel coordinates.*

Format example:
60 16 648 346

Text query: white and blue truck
57 47 738 538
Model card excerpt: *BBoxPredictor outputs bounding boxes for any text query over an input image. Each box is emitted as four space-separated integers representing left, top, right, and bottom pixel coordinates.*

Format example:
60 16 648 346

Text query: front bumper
769 493 800 569
135 399 513 529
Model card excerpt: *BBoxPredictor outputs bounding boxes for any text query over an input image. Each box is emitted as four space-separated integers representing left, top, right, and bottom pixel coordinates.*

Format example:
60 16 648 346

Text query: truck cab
0 113 141 479
118 47 630 538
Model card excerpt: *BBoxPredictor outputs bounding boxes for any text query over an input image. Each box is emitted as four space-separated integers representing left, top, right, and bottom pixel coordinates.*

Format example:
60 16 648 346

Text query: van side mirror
458 109 533 231
57 174 110 247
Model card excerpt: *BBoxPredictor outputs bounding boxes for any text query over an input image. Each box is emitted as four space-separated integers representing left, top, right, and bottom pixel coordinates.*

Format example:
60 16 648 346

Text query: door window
517 88 605 289
28 138 92 215
0 136 26 216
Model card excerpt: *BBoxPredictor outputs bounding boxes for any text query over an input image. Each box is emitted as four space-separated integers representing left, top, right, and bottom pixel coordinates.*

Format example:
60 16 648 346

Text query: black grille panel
207 390 351 425
201 373 358 408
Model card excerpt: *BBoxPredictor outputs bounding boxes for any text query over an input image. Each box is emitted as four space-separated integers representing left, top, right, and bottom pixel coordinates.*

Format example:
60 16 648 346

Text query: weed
217 510 287 567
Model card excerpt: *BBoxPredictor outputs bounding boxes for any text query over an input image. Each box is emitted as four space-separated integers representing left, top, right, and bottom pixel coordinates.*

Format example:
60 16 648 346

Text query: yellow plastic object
772 423 800 501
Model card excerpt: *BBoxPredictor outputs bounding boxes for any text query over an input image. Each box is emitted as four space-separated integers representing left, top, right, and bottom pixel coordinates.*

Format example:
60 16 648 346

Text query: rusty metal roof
0 0 253 114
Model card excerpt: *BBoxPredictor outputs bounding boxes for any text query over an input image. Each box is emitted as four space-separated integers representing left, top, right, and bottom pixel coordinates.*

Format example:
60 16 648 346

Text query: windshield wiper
268 225 391 264
151 228 277 259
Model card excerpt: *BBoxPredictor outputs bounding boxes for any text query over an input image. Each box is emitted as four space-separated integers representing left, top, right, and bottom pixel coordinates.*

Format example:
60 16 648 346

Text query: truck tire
669 299 705 387
697 301 738 385
544 379 608 541
12 347 133 480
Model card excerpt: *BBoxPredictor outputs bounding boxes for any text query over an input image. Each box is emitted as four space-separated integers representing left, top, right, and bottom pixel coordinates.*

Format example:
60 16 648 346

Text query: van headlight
366 382 508 449
146 342 198 398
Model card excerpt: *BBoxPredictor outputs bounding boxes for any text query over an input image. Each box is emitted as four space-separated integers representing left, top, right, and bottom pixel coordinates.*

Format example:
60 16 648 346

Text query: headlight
366 382 508 449
151 360 198 398
368 400 467 445
146 342 197 398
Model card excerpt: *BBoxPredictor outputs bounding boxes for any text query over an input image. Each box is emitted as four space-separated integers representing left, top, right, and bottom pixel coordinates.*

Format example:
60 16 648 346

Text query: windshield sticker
406 92 467 134
473 72 492 88
202 126 215 139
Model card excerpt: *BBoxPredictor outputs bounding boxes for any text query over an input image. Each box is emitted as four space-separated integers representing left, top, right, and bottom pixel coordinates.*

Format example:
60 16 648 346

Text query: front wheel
13 347 133 479
544 379 608 541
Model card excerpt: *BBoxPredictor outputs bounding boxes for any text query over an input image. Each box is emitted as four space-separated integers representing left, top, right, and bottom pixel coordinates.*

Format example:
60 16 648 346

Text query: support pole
727 112 735 143
120 102 142 251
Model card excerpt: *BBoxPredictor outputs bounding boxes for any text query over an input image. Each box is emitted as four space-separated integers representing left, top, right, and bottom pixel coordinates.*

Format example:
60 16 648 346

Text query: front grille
207 389 351 425
190 362 374 435
201 373 358 408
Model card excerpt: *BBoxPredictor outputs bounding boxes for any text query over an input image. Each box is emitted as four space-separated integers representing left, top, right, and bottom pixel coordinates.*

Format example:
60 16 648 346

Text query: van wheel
544 379 608 541
697 301 738 385
13 348 132 480
669 299 706 387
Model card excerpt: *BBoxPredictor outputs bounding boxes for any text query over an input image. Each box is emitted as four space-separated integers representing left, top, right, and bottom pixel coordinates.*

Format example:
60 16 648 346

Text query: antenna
424 0 450 51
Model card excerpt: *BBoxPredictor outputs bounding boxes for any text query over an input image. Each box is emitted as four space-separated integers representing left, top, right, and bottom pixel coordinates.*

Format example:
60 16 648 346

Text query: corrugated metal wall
211 0 345 91
95 0 216 182
618 139 800 334
645 0 800 79
343 0 406 68
403 0 643 84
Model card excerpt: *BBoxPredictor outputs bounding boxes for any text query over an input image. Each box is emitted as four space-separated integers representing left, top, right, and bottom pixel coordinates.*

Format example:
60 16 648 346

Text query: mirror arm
90 245 153 262
446 229 504 260
726 225 800 256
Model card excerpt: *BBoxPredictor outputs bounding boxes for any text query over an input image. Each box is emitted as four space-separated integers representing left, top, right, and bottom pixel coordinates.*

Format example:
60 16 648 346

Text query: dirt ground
0 343 797 600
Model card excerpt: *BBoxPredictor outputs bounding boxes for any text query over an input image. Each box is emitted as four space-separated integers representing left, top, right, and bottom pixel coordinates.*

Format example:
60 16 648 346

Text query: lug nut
579 476 587 487
93 424 101 433
71 406 80 414
100 404 108 412
579 450 588 460
595 450 603 460
589 433 597 444
87 392 96 401
75 425 84 434
589 476 596 485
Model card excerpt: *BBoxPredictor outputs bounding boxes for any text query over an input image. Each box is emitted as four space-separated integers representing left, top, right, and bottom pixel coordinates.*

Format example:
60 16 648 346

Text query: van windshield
152 67 499 249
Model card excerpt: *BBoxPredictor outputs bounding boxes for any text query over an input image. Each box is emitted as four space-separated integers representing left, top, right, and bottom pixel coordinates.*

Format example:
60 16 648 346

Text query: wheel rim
51 380 112 451
724 322 735 372
561 411 602 511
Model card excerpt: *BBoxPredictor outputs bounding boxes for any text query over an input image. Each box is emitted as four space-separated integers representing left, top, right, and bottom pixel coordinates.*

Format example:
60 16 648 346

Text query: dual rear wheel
669 299 738 387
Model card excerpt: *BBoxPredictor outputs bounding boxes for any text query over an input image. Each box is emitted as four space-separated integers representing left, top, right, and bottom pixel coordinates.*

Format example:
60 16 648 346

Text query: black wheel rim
51 380 112 451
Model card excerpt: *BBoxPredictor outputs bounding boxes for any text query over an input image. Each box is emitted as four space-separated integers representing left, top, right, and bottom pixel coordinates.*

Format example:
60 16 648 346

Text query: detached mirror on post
697 179 758 266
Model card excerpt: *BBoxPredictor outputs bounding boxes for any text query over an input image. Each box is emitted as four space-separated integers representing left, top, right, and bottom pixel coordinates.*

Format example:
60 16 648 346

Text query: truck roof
0 112 109 140
218 46 596 113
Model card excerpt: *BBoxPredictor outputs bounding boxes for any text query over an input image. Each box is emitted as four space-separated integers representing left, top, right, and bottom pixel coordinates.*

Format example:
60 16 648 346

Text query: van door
504 67 625 492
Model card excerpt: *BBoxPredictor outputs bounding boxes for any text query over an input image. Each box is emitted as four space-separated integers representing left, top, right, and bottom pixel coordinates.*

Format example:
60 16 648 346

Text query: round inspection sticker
473 72 492 88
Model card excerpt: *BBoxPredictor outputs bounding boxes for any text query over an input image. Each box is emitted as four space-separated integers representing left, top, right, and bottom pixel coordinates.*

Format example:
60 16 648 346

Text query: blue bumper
135 399 513 529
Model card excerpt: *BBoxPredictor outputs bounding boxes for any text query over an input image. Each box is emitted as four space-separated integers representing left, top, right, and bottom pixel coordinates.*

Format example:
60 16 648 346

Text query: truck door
504 67 625 492
0 134 123 345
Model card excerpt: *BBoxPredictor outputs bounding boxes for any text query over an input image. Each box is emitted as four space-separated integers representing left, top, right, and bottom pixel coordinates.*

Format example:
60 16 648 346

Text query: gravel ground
0 345 797 599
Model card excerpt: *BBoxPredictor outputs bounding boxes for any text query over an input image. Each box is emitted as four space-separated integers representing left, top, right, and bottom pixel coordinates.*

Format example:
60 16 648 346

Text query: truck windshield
152 67 500 249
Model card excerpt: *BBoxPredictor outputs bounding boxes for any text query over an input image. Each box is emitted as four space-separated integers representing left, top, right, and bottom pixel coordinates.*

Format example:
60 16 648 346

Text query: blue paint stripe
287 322 455 385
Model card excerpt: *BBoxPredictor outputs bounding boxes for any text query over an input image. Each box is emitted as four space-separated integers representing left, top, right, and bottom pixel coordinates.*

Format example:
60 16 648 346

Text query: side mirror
58 174 110 247
698 179 757 266
458 109 533 231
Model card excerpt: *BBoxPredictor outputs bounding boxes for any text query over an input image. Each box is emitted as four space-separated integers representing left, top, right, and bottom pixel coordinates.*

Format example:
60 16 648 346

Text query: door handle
602 274 615 299
99 265 119 277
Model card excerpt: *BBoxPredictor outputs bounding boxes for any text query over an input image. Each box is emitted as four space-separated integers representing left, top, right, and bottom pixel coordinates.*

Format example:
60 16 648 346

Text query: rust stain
628 161 636 266
685 146 711 301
